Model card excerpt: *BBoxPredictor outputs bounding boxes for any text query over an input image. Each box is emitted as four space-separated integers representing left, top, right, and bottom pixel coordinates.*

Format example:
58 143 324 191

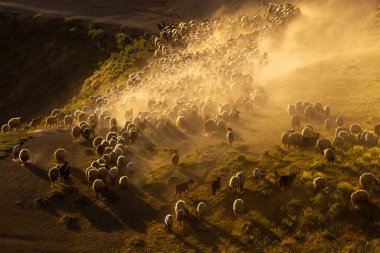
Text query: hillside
0 1 380 253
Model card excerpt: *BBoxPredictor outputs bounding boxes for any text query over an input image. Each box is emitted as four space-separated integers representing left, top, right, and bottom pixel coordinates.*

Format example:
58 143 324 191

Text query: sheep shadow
26 163 49 181
172 231 203 252
106 191 158 233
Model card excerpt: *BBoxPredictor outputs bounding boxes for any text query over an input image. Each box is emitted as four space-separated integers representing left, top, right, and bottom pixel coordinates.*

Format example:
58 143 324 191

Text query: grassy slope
0 12 116 124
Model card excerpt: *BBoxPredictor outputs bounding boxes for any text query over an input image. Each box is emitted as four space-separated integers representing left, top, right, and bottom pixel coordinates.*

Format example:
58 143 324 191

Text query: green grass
0 134 33 159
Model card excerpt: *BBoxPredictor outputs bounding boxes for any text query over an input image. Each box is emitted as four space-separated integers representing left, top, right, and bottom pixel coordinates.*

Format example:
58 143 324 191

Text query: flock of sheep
281 101 380 206
4 1 376 235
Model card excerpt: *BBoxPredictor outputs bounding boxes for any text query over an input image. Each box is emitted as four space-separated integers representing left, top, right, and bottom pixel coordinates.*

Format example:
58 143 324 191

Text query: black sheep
211 177 221 196
59 161 71 182
278 174 296 189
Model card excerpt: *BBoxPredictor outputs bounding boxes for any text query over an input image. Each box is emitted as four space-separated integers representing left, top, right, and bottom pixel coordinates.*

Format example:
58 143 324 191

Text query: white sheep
233 199 244 216
92 179 106 198
316 138 333 152
64 115 74 129
97 167 109 180
336 116 344 126
291 115 301 129
54 148 67 164
1 124 10 133
226 128 234 146
175 200 188 214
359 173 378 189
19 149 30 165
108 167 119 184
196 202 206 221
313 177 327 191
350 124 362 135
117 156 127 170
229 176 241 193
8 117 22 131
287 104 296 116
287 132 302 149
323 148 335 165
13 142 23 160
93 136 103 149
46 116 58 129
127 162 136 174
119 176 129 191
49 167 60 187
332 136 344 148
164 214 174 232
253 168 265 179
87 168 98 185
351 190 369 206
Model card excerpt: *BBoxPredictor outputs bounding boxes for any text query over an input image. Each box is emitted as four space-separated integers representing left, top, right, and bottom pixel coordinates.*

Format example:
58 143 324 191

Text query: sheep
204 119 217 135
92 179 106 198
287 132 302 149
233 199 244 216
323 148 335 165
364 132 377 147
86 168 98 185
324 119 333 131
164 214 174 232
54 148 67 164
313 177 327 191
48 167 60 187
295 102 303 114
287 104 296 116
236 171 246 192
46 116 58 129
117 155 127 170
304 105 317 119
211 177 221 196
29 116 44 130
314 102 323 114
1 124 10 133
278 173 296 189
108 167 119 184
91 161 100 169
174 179 194 200
176 209 186 227
196 202 206 221
171 150 179 169
64 115 74 129
359 173 378 189
97 167 109 180
351 190 369 206
253 168 265 179
175 200 189 214
336 116 344 127
291 115 301 129
126 162 136 174
229 176 241 193
13 141 24 160
8 117 22 131
226 128 234 146
332 136 345 148
350 124 362 135
59 161 70 182
374 124 380 136
119 176 129 191
281 130 294 148
324 105 331 116
316 138 333 152
71 126 81 141
335 126 350 137
19 149 30 165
